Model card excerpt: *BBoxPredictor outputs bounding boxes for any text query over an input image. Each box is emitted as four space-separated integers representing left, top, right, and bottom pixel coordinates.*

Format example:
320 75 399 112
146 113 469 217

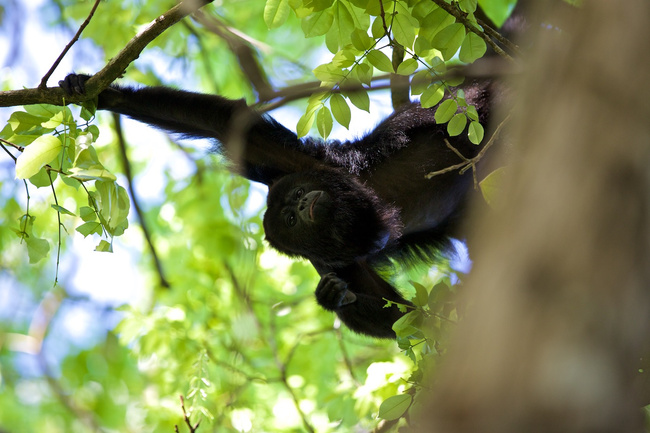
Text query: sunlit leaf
378 394 412 420
367 49 393 72
51 204 76 216
343 89 370 112
330 93 351 128
478 0 517 27
480 166 508 208
264 0 290 29
420 83 445 108
468 120 484 144
431 23 465 59
396 58 418 76
95 239 113 252
76 221 103 237
25 236 50 264
459 32 487 63
15 135 62 179
434 99 458 123
392 12 416 48
447 113 467 136
301 8 334 37
316 106 333 138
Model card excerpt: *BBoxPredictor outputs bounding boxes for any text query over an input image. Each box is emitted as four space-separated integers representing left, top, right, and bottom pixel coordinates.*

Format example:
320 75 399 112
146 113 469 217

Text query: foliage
285 0 506 141
0 0 515 431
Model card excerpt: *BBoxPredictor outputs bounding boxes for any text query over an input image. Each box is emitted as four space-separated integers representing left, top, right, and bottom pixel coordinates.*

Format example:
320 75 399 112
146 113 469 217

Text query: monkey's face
263 169 397 267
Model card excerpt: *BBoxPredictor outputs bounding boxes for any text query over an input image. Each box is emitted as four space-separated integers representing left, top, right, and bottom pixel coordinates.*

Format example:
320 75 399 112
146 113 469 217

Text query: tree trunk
423 1 650 431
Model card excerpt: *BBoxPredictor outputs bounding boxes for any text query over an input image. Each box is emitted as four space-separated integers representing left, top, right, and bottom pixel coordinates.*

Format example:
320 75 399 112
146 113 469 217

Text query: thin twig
0 0 213 107
476 17 521 55
425 113 512 182
39 0 102 89
176 395 201 433
0 139 18 161
112 113 170 289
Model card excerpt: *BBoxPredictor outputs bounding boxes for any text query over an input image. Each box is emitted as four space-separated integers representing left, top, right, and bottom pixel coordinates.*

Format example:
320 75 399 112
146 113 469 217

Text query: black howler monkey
60 74 493 338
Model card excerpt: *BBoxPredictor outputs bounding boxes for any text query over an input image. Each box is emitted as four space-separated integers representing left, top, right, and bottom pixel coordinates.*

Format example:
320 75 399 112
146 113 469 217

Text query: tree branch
0 0 213 108
192 10 274 100
112 113 170 289
39 0 102 89
431 0 515 62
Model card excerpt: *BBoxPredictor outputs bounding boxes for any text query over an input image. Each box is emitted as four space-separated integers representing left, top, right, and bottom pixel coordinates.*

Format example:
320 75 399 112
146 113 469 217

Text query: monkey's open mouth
309 192 322 220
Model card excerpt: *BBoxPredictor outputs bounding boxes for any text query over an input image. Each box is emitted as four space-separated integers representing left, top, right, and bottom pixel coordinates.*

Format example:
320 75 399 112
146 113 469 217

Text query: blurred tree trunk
423 1 650 432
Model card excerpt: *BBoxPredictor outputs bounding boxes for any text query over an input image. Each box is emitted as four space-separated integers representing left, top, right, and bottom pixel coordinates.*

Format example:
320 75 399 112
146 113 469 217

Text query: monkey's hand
315 272 357 310
59 74 91 95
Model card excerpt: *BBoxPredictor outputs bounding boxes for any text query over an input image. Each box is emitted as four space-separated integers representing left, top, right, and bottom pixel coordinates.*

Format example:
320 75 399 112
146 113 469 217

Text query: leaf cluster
264 0 514 140
1 100 129 263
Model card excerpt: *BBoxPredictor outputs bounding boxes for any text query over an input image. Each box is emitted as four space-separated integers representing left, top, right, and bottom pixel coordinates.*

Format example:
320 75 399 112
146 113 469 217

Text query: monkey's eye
286 213 297 227
294 188 304 200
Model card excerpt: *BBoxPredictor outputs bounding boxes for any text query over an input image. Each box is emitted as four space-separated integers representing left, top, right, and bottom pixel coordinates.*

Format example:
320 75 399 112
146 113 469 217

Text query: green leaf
68 167 117 182
478 0 517 27
316 106 333 138
80 206 97 222
419 8 455 40
301 9 334 37
327 0 361 50
76 221 103 237
459 32 487 63
434 99 458 123
378 394 413 420
431 23 465 59
95 239 113 252
28 166 56 188
95 181 130 236
313 63 347 83
264 0 290 29
411 281 429 307
353 62 373 85
392 12 416 48
351 28 374 51
420 83 445 108
343 89 370 112
330 93 351 128
447 113 467 136
479 166 507 208
468 120 484 144
466 105 479 121
331 49 356 68
459 0 477 13
371 15 386 38
68 147 117 181
25 236 50 264
392 310 423 337
297 108 318 138
80 99 97 122
411 70 432 95
367 49 393 72
396 58 418 76
15 135 63 179
51 204 76 216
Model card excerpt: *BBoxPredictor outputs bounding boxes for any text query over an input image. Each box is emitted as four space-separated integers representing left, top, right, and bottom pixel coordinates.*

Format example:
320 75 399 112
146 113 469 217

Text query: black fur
60 74 493 338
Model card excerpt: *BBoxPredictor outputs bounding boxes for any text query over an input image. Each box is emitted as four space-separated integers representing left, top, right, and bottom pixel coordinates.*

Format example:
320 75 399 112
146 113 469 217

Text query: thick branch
0 0 213 108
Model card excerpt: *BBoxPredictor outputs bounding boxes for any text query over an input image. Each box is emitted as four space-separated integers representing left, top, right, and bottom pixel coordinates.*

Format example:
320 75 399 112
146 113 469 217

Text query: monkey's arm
314 261 410 338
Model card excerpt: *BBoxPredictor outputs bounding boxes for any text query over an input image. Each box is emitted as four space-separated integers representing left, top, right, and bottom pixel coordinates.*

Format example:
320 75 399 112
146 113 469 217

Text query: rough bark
423 1 650 431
